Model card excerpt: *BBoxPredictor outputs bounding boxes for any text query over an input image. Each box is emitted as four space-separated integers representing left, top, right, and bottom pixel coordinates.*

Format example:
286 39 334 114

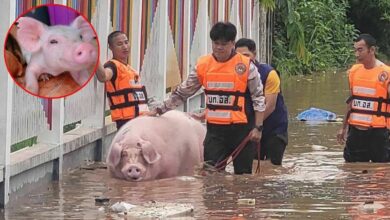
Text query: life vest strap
107 86 148 114
204 89 246 97
204 89 245 111
109 100 148 110
348 95 389 117
348 95 390 104
350 109 390 117
107 86 146 98
206 104 242 111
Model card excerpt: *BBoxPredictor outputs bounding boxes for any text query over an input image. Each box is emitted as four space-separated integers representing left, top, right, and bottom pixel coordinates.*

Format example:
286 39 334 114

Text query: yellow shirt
264 70 280 94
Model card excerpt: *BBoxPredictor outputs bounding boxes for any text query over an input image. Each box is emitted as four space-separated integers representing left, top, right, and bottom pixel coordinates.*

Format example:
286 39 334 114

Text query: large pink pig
106 110 205 181
16 16 98 94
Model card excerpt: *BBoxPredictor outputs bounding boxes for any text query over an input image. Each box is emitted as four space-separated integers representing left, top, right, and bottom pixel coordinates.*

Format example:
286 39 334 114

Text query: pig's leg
69 70 90 86
24 66 41 94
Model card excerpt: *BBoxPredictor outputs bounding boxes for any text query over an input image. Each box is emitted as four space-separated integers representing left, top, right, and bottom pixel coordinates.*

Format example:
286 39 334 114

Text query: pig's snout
74 43 96 64
127 165 142 180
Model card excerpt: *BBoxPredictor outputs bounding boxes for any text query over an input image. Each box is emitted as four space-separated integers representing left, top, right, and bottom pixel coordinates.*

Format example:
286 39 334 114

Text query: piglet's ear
16 17 47 53
70 16 95 41
107 143 123 167
139 140 161 164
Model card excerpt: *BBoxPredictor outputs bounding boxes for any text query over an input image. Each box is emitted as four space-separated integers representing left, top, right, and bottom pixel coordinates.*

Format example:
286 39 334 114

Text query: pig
16 15 98 94
106 110 206 181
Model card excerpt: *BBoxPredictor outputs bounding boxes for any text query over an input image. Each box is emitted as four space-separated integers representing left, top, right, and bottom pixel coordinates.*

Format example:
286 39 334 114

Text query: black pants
344 126 390 162
115 119 130 130
255 132 288 165
204 123 255 174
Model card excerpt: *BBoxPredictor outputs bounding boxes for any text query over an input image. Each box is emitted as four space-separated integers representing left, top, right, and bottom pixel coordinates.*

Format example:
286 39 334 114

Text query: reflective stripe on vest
105 59 149 121
197 53 250 124
347 64 390 128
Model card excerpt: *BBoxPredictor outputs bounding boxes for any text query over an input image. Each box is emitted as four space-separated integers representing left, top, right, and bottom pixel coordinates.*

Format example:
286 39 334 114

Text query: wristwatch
255 124 263 132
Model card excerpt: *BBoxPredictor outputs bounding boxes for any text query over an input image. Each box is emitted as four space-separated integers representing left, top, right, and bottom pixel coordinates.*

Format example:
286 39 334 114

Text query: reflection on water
3 72 390 219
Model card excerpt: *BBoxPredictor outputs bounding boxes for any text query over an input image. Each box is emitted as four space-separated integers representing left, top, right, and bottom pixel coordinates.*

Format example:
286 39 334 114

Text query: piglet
107 110 206 181
16 16 98 94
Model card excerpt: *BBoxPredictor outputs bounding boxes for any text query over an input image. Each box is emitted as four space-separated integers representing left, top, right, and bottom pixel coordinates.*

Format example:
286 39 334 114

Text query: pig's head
16 16 97 72
108 139 161 181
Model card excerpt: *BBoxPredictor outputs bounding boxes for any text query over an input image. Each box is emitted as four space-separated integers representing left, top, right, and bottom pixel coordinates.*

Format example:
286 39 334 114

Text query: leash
255 142 261 174
214 133 262 174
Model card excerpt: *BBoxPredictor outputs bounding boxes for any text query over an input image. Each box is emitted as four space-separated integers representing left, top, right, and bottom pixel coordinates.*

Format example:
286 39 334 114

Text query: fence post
229 0 242 39
199 0 209 54
82 0 111 161
54 0 67 4
82 0 110 130
218 0 226 22
0 0 16 208
182 0 191 81
243 0 252 38
258 5 268 63
158 0 168 100
37 99 64 180
131 0 142 72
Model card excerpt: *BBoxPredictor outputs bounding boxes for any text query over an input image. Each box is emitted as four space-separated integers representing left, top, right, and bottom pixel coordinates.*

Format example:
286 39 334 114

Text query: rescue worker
96 31 149 130
337 33 390 162
235 38 288 165
146 22 266 174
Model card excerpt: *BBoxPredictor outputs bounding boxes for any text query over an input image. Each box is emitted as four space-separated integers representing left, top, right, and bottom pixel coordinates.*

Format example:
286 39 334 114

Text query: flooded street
3 72 390 219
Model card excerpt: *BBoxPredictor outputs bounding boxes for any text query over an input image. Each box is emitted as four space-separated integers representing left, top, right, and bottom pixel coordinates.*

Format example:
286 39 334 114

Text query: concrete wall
0 0 15 208
6 117 117 205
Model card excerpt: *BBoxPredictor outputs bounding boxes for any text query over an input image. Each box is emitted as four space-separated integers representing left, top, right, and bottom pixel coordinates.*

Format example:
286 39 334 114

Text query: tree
347 0 390 60
271 0 357 75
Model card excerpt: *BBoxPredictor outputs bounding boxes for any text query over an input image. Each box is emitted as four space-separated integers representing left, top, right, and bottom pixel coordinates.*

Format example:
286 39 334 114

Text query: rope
214 133 262 174
255 143 261 174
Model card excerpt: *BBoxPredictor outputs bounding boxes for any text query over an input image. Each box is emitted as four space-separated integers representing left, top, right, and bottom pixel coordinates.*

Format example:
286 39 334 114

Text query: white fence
0 0 271 207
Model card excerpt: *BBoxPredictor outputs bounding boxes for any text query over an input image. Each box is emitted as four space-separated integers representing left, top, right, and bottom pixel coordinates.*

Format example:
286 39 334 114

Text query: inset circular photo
4 4 100 98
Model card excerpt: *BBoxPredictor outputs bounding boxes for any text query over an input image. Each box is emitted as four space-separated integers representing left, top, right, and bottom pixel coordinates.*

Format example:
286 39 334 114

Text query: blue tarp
296 107 337 121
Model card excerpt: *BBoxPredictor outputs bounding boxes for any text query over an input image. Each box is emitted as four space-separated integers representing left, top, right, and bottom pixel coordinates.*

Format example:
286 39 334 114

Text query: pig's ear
70 16 95 41
16 17 47 53
107 143 123 167
139 141 161 164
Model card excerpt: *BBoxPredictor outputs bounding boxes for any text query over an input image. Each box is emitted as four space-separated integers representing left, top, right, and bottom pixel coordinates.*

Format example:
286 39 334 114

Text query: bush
273 0 358 75
347 0 390 61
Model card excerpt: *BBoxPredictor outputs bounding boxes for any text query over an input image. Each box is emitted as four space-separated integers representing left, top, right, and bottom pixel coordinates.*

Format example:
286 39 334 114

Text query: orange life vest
347 64 390 128
197 53 250 124
105 59 149 122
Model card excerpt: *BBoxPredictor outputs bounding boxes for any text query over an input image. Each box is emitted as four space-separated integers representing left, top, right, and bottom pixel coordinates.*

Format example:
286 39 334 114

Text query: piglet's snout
74 43 96 64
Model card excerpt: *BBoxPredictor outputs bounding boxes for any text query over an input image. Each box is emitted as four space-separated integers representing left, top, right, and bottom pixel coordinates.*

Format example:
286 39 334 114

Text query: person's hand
337 128 347 145
249 128 262 142
189 112 206 121
143 109 158 117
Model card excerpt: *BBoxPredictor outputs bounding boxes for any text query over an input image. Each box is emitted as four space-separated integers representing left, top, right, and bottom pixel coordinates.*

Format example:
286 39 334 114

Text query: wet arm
158 68 202 113
96 62 113 82
337 91 352 144
263 70 280 119
247 63 266 127
341 102 351 130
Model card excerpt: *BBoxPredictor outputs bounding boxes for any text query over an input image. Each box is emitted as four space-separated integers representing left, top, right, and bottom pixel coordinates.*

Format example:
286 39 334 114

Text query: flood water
3 72 390 219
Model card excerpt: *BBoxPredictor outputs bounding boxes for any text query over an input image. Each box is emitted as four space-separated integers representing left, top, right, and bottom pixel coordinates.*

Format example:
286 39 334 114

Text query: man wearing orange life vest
146 22 266 174
96 31 149 130
337 34 390 162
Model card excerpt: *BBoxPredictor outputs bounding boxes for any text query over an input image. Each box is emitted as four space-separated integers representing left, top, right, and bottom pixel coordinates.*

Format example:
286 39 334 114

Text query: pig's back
109 110 205 179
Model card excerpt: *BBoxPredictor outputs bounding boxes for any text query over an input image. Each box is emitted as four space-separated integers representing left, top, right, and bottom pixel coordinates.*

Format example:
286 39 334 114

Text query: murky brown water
3 72 390 219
